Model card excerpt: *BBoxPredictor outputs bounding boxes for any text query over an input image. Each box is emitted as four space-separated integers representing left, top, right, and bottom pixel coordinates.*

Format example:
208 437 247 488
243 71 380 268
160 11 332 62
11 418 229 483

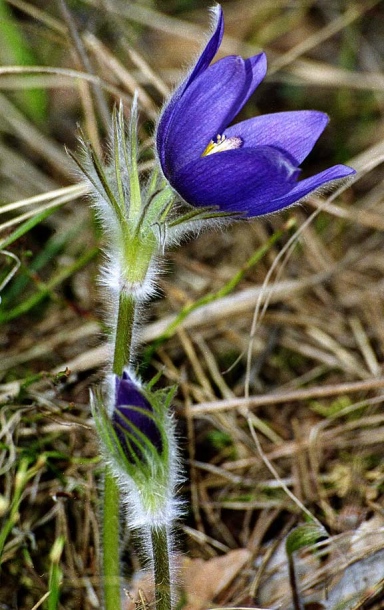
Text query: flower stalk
102 257 177 610
75 101 182 610
103 288 138 610
101 226 176 610
113 291 135 374
72 101 179 610
151 526 172 610
102 472 121 610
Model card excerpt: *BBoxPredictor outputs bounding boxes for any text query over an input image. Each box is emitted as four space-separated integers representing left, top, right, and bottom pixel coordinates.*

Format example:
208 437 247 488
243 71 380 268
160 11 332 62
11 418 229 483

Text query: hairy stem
151 525 172 610
103 292 136 610
102 472 121 610
113 291 135 373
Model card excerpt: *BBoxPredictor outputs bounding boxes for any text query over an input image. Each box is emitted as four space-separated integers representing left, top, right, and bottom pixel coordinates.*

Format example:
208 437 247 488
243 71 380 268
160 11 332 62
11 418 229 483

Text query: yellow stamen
202 134 242 157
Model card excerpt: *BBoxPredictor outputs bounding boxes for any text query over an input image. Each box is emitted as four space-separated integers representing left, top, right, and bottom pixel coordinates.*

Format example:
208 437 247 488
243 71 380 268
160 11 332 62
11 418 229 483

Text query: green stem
113 291 135 374
151 526 172 610
103 291 136 610
102 471 121 610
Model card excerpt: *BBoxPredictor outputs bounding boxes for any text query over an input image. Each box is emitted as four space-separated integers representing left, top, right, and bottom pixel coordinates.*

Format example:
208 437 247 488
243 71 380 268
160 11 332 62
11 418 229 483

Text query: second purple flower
156 5 355 217
112 371 163 462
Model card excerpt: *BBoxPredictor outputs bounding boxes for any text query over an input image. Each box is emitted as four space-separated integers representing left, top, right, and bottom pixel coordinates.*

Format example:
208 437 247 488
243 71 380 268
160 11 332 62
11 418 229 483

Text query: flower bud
92 371 181 528
112 371 163 462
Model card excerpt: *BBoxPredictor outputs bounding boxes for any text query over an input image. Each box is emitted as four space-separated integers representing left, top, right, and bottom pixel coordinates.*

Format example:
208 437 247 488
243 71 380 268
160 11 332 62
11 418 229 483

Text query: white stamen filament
202 134 243 156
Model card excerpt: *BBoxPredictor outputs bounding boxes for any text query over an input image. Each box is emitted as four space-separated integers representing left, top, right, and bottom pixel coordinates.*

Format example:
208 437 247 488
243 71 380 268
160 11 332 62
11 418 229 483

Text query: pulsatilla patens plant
70 5 355 610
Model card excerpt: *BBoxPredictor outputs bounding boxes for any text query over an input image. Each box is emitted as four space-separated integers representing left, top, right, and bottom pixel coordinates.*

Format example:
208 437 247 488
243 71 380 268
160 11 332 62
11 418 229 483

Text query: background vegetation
0 0 384 608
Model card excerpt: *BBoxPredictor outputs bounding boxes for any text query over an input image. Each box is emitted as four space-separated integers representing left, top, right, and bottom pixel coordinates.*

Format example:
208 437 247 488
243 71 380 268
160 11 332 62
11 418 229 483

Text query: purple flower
156 6 355 217
112 371 162 460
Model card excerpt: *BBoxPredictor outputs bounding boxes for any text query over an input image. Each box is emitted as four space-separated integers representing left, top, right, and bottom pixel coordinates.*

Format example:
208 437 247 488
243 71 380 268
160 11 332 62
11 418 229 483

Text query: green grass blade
0 0 48 122
0 246 98 323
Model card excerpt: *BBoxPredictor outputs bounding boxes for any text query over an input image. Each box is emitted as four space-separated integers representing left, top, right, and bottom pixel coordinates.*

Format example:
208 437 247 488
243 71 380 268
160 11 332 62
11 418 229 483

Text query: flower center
202 134 243 157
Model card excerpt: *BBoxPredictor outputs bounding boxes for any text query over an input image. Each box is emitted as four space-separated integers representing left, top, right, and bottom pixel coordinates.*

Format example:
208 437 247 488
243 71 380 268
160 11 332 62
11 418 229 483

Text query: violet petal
156 5 224 168
113 373 162 457
160 53 267 176
265 164 356 214
224 110 329 164
172 146 300 213
184 5 225 89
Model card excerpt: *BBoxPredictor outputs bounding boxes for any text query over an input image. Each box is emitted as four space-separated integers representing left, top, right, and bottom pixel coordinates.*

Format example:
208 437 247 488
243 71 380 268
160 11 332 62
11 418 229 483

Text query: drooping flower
112 370 163 461
156 5 355 217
